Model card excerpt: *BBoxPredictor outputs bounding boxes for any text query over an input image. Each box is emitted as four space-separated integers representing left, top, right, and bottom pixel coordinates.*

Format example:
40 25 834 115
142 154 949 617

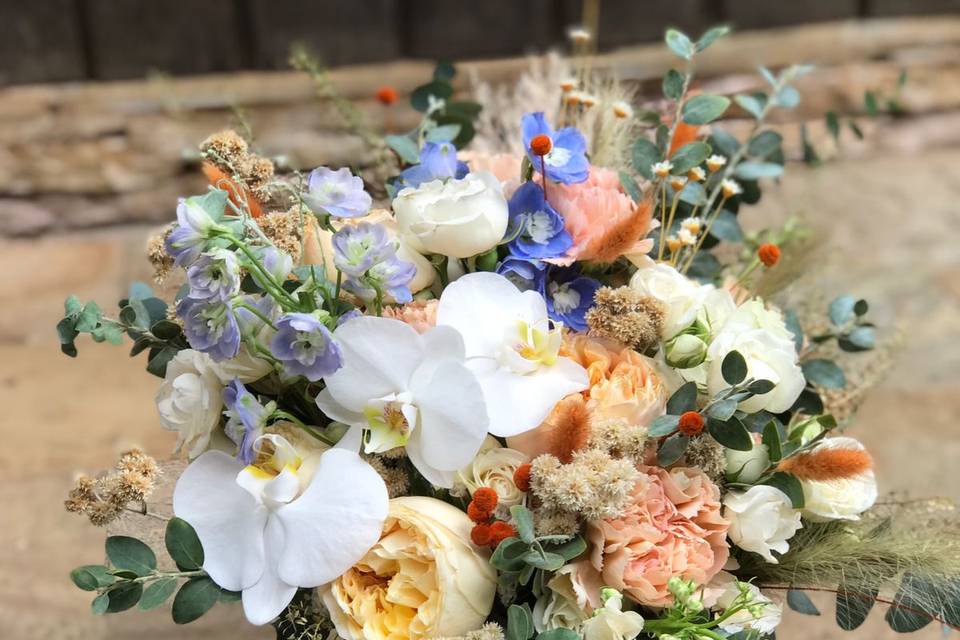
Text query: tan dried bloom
682 435 727 483
243 155 275 189
530 449 640 521
534 507 581 538
586 286 664 352
587 418 648 462
201 129 249 167
365 456 410 498
437 622 506 640
86 500 123 527
65 449 161 526
146 224 175 284
258 208 303 264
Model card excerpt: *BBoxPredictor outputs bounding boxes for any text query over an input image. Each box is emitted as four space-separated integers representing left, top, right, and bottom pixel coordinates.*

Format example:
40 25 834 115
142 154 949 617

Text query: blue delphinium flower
223 379 275 465
521 112 590 185
397 141 469 189
506 181 573 260
250 245 293 290
342 257 416 304
332 223 395 277
303 167 372 218
497 256 547 295
233 294 277 339
176 297 241 361
545 267 601 332
269 312 343 381
186 248 241 301
165 196 225 266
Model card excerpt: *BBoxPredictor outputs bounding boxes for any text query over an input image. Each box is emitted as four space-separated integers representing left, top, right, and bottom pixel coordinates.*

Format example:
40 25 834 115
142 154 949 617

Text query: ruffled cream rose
629 261 713 339
800 437 878 522
723 485 802 563
156 349 224 458
303 209 436 295
207 345 273 384
533 563 594 632
321 497 496 640
454 436 529 516
392 172 509 259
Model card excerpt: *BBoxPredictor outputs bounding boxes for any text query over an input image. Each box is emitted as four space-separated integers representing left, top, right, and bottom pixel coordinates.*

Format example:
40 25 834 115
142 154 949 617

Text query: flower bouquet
59 25 960 640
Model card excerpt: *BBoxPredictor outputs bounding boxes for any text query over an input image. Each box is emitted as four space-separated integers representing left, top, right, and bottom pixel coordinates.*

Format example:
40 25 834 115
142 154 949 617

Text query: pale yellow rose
302 209 436 294
533 562 594 632
321 496 496 640
454 436 529 517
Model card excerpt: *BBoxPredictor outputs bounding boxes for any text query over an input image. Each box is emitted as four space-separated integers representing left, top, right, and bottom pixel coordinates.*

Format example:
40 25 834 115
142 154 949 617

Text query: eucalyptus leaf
721 350 747 385
709 129 740 157
734 94 765 120
836 584 878 630
885 575 934 632
172 577 220 624
747 130 783 159
165 517 204 571
670 141 711 174
663 69 685 100
784 309 804 353
826 111 840 141
410 81 453 112
384 135 421 164
829 295 857 326
682 95 731 125
105 536 157 576
106 582 144 613
787 589 821 616
631 139 661 180
696 25 731 52
844 326 875 351
748 379 776 395
665 29 695 59
618 171 642 203
707 399 738 421
648 414 680 437
678 181 707 206
734 162 783 180
762 420 783 462
91 592 110 615
71 565 116 591
708 209 743 242
776 85 801 109
425 124 461 143
666 381 698 414
657 434 690 466
763 471 805 508
139 577 179 611
708 417 753 451
507 604 535 640
802 359 846 389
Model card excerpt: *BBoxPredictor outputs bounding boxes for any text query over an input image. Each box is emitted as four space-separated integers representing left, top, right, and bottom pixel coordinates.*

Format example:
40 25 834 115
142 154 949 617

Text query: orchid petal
436 272 528 357
478 357 588 437
275 449 388 587
315 388 365 426
410 360 488 472
323 317 424 412
263 466 301 506
173 451 268 592
240 517 297 625
405 427 458 488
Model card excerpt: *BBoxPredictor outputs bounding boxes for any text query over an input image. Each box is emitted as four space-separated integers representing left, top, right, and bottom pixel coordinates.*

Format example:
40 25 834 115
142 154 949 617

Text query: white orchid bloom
173 437 388 625
436 272 589 437
316 316 489 488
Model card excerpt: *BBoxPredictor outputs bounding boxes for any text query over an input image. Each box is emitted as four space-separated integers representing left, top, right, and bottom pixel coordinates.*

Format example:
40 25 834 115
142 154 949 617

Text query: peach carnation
382 299 438 334
508 336 666 459
460 152 523 199
584 465 730 608
550 168 656 265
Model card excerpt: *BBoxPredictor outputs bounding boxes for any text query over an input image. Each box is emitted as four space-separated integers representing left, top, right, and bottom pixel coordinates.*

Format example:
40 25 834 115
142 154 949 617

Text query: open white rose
801 437 878 521
706 324 804 414
156 349 224 458
724 485 802 563
534 563 594 632
392 171 509 259
454 436 529 516
629 261 715 339
321 496 497 640
207 345 274 384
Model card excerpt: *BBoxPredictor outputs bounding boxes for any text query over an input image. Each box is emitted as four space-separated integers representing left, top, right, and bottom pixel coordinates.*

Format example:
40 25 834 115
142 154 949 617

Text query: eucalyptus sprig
491 506 587 590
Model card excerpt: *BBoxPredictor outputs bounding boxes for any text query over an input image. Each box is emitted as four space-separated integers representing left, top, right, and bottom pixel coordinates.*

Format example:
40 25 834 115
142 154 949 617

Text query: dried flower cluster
586 286 664 352
530 448 640 521
64 448 160 526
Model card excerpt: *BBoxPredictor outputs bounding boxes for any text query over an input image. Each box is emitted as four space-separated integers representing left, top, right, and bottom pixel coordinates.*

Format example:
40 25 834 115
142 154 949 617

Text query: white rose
454 436 529 516
581 590 645 640
629 261 712 339
697 286 737 333
801 437 877 522
534 563 594 632
322 497 496 640
718 299 794 343
725 442 770 483
393 171 509 258
206 345 273 384
715 581 782 635
723 485 802 563
706 326 804 414
155 349 224 458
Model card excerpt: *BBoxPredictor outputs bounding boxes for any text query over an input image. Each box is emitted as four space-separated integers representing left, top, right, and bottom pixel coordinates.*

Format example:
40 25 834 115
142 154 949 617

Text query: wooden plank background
0 0 958 85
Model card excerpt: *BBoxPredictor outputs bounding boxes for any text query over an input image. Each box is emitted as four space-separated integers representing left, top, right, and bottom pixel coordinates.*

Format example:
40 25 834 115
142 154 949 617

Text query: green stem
235 303 278 331
273 410 336 446
226 237 300 309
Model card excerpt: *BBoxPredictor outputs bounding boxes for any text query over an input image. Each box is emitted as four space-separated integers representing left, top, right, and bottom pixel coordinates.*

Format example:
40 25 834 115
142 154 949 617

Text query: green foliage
666 381 698 414
734 161 783 180
384 134 420 164
663 68 685 100
787 589 821 616
665 29 695 59
166 516 205 571
648 414 680 437
681 94 730 125
721 350 747 385
631 138 661 180
801 359 846 389
657 434 689 465
490 508 587 591
669 141 711 173
172 577 221 624
106 536 157 576
507 604 534 640
618 170 642 203
761 471 804 508
708 416 752 451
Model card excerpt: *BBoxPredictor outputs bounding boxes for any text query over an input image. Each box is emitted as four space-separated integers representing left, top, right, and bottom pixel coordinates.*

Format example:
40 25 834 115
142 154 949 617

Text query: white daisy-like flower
721 178 743 198
611 100 634 119
669 175 688 191
681 217 702 235
560 77 577 92
652 161 674 178
678 228 697 246
688 166 706 182
567 26 592 44
706 154 727 172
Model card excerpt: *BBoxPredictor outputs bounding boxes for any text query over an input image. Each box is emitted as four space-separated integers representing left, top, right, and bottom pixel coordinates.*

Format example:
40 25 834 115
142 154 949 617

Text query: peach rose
550 168 655 265
382 299 438 334
584 465 730 608
508 336 666 459
460 151 523 199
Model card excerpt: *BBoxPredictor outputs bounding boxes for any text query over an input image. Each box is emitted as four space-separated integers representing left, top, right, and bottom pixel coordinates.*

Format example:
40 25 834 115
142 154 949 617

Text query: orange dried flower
202 162 264 218
513 463 532 492
778 447 873 482
678 411 705 436
467 501 492 524
530 134 553 156
376 86 398 105
472 487 499 512
471 523 493 547
488 521 518 547
758 243 781 267
669 121 701 156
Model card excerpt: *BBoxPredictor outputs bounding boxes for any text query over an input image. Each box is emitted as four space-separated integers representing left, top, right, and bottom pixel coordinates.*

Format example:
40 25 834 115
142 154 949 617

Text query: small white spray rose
393 171 509 259
156 349 225 458
714 581 782 636
581 589 645 640
454 436 529 516
207 345 273 384
724 485 802 563
534 563 593 632
801 437 878 522
629 261 717 339
725 441 770 484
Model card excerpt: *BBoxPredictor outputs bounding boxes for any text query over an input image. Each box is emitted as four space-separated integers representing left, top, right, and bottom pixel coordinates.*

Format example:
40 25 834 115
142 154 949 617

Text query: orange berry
467 501 492 524
678 411 705 436
472 487 499 512
758 243 781 267
513 463 532 492
530 134 553 156
471 523 493 546
488 521 518 547
376 86 398 106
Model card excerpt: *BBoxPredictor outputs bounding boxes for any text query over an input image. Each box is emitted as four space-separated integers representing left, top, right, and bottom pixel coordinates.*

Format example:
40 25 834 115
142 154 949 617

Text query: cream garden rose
725 440 771 484
454 436 529 516
156 349 226 458
393 172 509 259
801 437 878 521
581 589 645 640
533 563 594 632
321 496 496 640
723 485 802 563
629 261 715 339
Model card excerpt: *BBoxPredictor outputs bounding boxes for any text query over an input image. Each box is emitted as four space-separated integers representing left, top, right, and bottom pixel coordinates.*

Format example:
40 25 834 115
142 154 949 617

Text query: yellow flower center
512 320 561 366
